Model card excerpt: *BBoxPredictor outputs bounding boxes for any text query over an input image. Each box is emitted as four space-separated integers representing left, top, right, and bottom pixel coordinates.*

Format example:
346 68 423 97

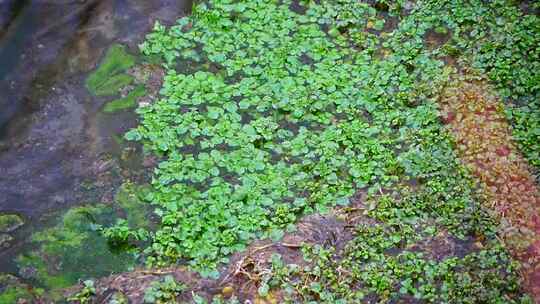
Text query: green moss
16 204 136 290
103 85 147 113
86 44 136 96
115 183 151 228
0 286 31 303
0 213 24 233
0 274 32 303
93 74 134 97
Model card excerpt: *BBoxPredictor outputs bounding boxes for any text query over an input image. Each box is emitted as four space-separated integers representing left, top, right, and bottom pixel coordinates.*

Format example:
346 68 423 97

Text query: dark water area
0 0 192 287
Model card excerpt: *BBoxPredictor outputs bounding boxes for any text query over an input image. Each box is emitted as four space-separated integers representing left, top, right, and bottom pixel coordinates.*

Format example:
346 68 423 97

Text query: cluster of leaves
67 280 96 304
506 100 540 175
143 275 186 304
125 0 538 279
101 219 149 247
130 0 433 276
101 183 153 248
263 125 531 302
268 228 528 303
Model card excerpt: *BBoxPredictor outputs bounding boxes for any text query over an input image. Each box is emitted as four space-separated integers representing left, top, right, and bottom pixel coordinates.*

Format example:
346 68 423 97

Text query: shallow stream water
0 0 191 288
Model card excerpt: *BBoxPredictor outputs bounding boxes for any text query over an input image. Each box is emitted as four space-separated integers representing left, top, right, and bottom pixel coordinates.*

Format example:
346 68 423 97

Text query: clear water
0 0 191 286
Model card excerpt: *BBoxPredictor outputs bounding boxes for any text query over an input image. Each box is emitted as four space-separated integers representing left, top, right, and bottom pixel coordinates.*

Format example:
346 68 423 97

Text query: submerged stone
0 234 13 249
0 213 24 233
16 204 136 291
86 44 136 97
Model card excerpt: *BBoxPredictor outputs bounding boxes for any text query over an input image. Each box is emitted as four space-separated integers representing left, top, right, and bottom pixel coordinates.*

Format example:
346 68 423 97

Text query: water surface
0 0 191 286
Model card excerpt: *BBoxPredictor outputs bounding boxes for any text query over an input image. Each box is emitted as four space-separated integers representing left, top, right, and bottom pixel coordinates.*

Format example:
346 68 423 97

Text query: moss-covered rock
16 204 136 291
0 213 24 233
86 44 136 96
115 183 151 229
0 274 33 303
103 85 147 113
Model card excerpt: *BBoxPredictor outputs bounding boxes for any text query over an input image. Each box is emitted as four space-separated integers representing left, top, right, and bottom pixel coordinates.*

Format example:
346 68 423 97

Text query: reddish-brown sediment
440 79 540 301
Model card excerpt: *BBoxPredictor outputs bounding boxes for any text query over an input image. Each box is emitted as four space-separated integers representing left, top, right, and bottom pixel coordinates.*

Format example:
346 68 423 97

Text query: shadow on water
0 0 192 286
0 0 35 135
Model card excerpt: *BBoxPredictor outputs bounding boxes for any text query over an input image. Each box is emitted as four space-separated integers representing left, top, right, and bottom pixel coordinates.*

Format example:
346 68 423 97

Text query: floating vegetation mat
99 0 539 302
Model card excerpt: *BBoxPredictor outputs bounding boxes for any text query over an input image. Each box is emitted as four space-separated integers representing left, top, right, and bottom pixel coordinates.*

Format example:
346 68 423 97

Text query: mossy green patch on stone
0 285 31 303
115 183 151 228
0 274 32 303
0 213 24 233
16 204 136 291
86 44 136 97
103 85 147 113
92 74 134 97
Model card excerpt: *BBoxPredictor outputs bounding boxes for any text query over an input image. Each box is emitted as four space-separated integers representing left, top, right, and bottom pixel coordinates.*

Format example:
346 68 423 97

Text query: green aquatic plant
131 0 412 276
86 44 136 97
16 205 136 290
507 101 540 175
429 0 540 171
103 85 147 113
114 182 152 228
143 275 186 304
267 233 529 303
100 183 152 248
123 0 539 287
101 219 148 247
67 280 96 304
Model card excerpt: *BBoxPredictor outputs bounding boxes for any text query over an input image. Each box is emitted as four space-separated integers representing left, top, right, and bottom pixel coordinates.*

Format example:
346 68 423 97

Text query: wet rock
92 159 114 174
51 194 66 205
0 141 9 152
0 234 13 249
0 213 24 233
17 266 37 280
